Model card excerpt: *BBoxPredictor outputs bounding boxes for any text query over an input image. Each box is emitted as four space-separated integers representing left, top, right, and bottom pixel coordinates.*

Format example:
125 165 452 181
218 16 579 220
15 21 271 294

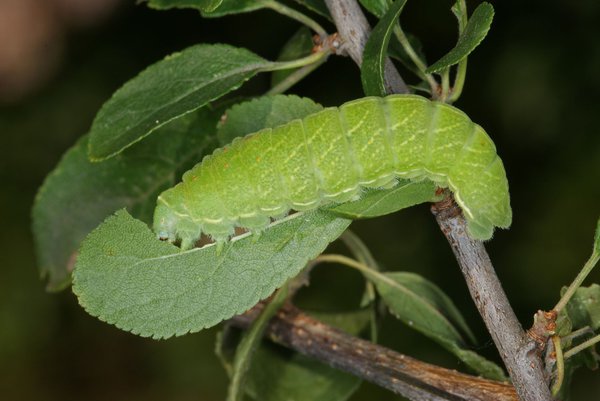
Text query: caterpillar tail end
464 219 495 241
462 205 512 242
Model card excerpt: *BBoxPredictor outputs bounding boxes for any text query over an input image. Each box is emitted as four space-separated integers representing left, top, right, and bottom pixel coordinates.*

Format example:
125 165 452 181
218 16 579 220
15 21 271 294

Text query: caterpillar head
153 202 180 244
153 198 203 250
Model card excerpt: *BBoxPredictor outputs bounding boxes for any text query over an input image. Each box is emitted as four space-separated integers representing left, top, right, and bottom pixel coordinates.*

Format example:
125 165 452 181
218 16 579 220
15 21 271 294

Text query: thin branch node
313 33 346 56
431 193 462 221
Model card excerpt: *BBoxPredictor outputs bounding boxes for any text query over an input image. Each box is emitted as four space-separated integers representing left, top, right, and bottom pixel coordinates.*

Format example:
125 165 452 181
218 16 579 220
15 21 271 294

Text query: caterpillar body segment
154 95 511 249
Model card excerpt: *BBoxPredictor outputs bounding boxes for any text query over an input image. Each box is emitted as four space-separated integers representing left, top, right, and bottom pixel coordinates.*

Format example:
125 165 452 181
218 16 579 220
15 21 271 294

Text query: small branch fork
230 302 518 401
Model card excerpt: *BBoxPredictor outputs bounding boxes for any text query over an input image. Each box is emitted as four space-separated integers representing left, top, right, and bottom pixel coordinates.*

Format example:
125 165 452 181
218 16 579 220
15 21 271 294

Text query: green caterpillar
154 94 511 249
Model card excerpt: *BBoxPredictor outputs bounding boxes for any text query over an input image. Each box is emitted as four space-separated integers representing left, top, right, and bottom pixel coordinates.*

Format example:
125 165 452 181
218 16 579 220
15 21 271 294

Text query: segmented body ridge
154 94 511 249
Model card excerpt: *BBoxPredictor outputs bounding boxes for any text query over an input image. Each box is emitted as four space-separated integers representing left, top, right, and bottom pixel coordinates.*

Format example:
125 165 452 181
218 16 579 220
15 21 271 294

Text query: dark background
1 0 599 399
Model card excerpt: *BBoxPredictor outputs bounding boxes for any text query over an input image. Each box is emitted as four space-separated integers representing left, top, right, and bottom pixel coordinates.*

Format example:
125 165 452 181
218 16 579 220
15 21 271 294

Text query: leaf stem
550 335 564 395
561 326 594 343
314 253 372 275
265 1 327 38
340 230 379 272
449 61 467 103
392 24 438 91
266 55 327 95
265 48 330 72
439 69 451 102
563 333 600 360
553 251 600 313
449 0 469 103
340 230 380 342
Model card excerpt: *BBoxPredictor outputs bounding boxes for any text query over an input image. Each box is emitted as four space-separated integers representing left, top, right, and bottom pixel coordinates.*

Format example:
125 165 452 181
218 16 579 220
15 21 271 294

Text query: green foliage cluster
31 0 600 400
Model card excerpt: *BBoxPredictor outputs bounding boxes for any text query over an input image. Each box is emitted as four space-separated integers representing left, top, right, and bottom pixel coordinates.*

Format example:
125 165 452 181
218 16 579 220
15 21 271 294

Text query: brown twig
432 198 553 401
230 303 518 401
324 1 553 399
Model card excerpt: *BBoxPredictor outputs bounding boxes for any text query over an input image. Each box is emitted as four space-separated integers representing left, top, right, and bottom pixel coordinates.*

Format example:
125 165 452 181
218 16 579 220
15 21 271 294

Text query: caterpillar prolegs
154 94 511 249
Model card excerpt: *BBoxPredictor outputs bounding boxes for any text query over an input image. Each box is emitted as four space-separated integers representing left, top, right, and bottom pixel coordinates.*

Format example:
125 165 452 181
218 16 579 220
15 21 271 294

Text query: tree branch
325 0 409 94
230 303 518 401
324 1 553 400
432 198 553 401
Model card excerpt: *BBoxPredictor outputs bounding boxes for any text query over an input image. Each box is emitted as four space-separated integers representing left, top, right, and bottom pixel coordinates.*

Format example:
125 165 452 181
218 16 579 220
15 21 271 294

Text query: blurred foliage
1 0 599 399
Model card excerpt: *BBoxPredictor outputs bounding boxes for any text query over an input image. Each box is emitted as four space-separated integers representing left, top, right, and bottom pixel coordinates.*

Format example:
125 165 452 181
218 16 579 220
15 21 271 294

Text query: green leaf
565 284 600 331
359 0 391 18
359 0 428 77
361 0 408 96
327 180 439 219
72 209 350 339
556 284 600 401
271 27 315 88
387 272 476 343
32 108 220 291
450 346 507 381
426 2 494 73
202 0 271 17
227 285 290 401
88 44 271 160
291 0 331 20
361 269 507 380
556 346 599 401
217 309 368 401
217 95 322 145
145 0 223 12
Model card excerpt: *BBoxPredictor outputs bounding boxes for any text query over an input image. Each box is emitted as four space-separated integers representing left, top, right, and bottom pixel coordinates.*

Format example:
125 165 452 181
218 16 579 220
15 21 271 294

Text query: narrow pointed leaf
72 210 350 339
327 180 439 219
361 0 408 96
88 44 271 160
271 27 315 88
366 271 465 343
359 0 390 18
33 108 220 291
385 272 476 343
426 3 494 73
360 0 429 87
146 0 223 12
362 269 507 380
